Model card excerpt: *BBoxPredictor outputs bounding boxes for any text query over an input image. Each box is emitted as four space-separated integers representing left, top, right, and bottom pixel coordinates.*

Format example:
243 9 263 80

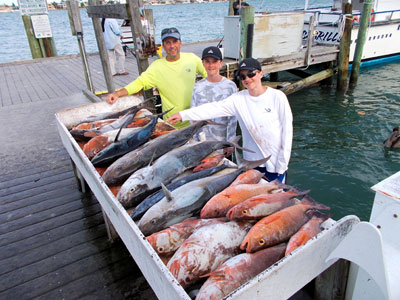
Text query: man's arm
107 88 129 104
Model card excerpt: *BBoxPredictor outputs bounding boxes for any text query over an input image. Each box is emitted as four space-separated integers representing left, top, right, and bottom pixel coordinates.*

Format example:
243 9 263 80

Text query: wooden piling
22 15 44 59
337 13 353 91
239 6 254 60
281 68 334 95
228 0 234 16
349 0 374 87
89 0 115 94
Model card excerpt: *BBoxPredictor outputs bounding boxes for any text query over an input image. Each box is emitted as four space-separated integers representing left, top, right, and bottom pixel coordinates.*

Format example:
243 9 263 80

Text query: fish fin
161 183 173 202
288 186 311 198
302 195 331 211
148 150 156 167
225 136 254 153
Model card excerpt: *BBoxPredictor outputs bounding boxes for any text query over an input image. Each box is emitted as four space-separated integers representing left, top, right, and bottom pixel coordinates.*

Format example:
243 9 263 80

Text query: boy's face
202 57 223 77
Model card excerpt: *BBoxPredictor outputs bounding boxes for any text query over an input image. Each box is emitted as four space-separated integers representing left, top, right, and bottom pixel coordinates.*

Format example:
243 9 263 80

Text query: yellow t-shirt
125 52 207 128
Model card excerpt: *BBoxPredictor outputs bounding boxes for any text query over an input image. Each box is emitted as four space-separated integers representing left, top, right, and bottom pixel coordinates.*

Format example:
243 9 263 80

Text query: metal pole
349 0 373 87
77 33 94 92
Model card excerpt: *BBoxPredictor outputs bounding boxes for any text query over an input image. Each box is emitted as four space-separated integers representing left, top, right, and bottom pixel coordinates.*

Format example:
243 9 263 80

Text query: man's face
162 37 182 60
202 57 223 77
239 69 263 89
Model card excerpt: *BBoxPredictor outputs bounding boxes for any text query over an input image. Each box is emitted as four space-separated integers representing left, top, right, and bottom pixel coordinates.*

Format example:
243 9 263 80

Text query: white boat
303 0 400 62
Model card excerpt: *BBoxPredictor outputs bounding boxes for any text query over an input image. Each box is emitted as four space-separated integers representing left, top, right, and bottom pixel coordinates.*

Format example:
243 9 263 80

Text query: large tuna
137 157 270 235
91 110 171 167
167 221 253 288
117 137 250 208
240 197 330 253
130 163 229 221
196 243 286 300
102 120 211 186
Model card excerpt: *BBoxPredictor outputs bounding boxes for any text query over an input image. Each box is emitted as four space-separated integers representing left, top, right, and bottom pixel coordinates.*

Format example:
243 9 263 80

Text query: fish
130 163 229 221
117 137 250 208
76 99 154 124
70 106 141 142
83 128 140 160
193 154 225 172
384 126 400 148
240 197 330 253
72 119 117 130
200 180 290 219
285 211 330 255
137 157 270 235
146 217 227 256
167 221 253 288
91 110 171 167
196 243 286 300
226 188 310 220
102 121 210 186
229 169 264 186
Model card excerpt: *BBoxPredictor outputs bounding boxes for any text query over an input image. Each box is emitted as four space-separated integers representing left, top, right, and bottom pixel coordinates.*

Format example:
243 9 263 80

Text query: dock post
349 0 374 87
127 0 154 103
337 13 353 91
239 6 255 60
228 0 234 16
88 0 115 95
21 15 46 59
67 0 94 93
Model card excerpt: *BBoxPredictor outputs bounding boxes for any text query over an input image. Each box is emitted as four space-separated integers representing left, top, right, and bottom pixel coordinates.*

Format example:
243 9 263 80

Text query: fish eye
242 209 248 214
151 220 156 224
158 247 164 253
258 239 265 246
130 188 134 192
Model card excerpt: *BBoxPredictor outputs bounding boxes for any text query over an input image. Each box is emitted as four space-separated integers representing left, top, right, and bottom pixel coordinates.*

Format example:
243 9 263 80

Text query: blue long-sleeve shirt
104 19 122 50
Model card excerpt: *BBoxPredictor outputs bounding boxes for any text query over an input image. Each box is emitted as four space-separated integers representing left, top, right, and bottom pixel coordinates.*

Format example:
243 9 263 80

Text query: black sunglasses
161 27 179 35
238 70 259 81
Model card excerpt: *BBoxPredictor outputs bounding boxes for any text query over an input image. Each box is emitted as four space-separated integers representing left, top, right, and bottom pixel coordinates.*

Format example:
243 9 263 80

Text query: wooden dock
0 39 337 298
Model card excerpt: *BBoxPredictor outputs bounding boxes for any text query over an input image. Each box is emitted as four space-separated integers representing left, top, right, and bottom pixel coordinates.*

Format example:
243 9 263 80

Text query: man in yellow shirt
107 27 207 128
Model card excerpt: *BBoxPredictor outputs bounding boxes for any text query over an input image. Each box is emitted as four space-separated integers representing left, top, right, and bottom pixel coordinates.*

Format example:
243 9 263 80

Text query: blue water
0 0 399 221
0 0 332 63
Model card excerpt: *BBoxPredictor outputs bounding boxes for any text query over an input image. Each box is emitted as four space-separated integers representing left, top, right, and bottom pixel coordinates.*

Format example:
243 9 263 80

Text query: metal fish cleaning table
56 96 361 300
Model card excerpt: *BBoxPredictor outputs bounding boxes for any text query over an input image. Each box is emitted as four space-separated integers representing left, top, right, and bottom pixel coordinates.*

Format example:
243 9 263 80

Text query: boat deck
0 39 333 299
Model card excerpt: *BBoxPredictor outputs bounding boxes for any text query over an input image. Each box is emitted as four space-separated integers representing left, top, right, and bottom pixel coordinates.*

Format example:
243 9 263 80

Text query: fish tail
289 186 311 198
226 136 255 154
269 179 292 190
302 195 331 211
306 210 331 221
235 150 271 171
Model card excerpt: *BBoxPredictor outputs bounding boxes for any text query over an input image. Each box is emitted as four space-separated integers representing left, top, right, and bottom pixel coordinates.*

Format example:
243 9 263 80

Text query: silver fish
102 120 210 186
137 156 270 236
117 138 246 208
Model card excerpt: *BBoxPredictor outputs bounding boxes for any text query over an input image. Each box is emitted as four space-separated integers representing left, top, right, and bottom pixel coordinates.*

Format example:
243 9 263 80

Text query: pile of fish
69 103 331 300
144 170 331 299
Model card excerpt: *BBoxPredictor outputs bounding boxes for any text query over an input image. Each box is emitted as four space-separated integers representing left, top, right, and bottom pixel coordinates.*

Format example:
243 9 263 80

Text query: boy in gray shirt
191 46 238 155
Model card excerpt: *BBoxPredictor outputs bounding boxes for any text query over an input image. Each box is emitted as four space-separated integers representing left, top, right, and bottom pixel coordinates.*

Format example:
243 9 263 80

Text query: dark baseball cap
238 58 262 71
201 46 223 60
161 27 181 42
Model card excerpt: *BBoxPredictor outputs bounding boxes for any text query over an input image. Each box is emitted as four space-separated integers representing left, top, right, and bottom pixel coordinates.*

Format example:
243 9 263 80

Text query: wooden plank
86 4 128 19
0 209 104 260
0 171 76 200
0 200 101 247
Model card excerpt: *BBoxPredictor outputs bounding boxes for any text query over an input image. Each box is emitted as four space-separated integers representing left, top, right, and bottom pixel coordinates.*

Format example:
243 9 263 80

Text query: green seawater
287 62 400 221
